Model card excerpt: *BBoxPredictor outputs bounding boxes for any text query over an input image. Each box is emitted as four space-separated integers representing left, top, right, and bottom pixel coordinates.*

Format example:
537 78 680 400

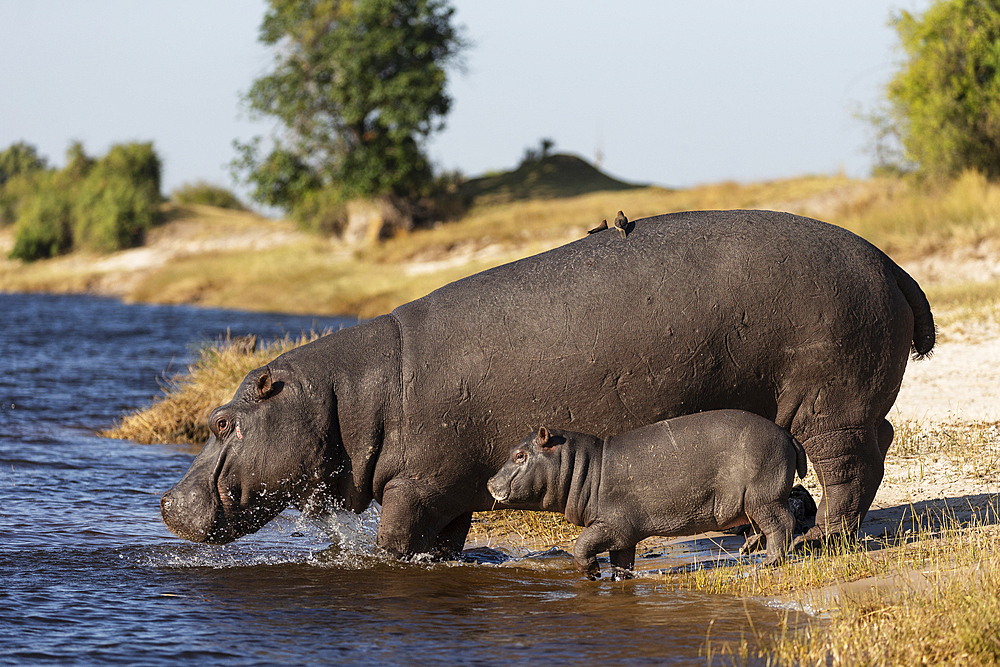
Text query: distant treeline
0 141 162 261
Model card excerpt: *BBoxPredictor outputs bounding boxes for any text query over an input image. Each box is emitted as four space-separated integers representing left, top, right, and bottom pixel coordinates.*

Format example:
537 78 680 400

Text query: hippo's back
391 210 916 495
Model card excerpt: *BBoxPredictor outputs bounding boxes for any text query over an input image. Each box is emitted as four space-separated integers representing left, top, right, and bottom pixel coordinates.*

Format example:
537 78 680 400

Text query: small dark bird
587 219 608 235
614 210 628 239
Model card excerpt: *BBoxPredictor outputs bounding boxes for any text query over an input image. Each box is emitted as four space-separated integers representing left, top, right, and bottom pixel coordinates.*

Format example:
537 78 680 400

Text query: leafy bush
73 175 158 253
9 186 73 260
171 181 246 210
0 142 47 186
291 187 348 235
0 142 49 227
63 141 95 181
98 142 161 198
6 140 163 261
0 172 40 227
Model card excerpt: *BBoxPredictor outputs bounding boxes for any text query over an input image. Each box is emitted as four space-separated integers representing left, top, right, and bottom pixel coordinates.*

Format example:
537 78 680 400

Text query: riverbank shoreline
7 182 1000 662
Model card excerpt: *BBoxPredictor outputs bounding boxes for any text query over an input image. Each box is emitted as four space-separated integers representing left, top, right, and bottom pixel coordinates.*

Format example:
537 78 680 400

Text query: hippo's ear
255 368 278 400
537 427 550 447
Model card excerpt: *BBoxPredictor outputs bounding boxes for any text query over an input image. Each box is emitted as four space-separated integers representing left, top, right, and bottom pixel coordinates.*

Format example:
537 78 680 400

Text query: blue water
0 293 800 665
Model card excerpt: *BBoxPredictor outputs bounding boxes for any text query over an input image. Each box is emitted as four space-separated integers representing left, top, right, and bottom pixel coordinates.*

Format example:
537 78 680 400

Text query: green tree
877 0 1000 179
233 0 466 215
0 142 47 186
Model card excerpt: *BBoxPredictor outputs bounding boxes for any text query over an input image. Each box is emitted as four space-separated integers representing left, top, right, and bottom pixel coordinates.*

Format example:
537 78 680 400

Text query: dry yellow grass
469 509 581 551
662 418 1000 665
7 172 1000 319
103 330 331 444
754 524 1000 666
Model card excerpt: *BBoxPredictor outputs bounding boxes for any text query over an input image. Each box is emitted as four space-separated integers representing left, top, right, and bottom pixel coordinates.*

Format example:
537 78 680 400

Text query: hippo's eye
514 451 527 464
213 415 232 438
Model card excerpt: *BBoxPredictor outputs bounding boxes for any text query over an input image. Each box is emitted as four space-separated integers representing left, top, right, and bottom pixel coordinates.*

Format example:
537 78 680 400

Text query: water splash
309 502 381 553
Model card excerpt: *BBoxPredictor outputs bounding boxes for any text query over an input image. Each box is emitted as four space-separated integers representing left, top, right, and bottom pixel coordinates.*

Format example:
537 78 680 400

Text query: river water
0 293 804 665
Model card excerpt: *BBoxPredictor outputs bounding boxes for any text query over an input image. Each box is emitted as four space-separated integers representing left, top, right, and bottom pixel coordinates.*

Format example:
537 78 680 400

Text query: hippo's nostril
487 479 508 503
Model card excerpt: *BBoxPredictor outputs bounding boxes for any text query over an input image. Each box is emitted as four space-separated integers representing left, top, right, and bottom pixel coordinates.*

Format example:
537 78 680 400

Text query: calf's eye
514 451 527 464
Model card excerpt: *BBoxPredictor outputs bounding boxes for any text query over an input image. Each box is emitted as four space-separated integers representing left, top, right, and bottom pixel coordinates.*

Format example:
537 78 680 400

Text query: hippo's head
161 322 396 545
160 362 342 544
487 427 567 510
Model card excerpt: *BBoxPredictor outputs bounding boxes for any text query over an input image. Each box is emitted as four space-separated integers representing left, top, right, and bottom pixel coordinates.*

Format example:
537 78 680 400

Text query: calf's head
487 427 566 511
160 363 340 544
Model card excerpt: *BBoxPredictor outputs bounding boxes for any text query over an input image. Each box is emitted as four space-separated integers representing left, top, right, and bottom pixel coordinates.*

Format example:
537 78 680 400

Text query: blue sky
0 1 931 203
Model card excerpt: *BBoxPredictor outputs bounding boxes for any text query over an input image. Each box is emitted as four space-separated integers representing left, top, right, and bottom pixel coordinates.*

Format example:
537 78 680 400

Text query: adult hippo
161 209 934 556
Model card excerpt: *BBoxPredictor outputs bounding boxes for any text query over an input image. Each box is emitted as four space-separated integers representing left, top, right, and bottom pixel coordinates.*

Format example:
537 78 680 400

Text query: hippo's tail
791 437 808 480
891 262 935 359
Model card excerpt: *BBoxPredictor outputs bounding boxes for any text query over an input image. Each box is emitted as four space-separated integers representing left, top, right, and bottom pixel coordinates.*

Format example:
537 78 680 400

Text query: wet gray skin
489 410 808 579
161 209 934 557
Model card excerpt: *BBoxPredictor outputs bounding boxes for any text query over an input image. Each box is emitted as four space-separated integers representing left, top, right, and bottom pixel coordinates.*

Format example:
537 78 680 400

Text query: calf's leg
748 501 795 566
573 521 635 580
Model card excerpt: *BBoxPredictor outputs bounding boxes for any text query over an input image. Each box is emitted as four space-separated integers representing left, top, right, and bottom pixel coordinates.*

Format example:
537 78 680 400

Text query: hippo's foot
760 552 785 567
739 531 766 556
610 566 635 582
792 526 859 554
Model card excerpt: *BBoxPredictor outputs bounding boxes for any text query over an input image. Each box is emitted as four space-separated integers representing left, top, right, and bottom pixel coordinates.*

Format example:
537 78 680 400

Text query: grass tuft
469 509 581 551
102 329 329 444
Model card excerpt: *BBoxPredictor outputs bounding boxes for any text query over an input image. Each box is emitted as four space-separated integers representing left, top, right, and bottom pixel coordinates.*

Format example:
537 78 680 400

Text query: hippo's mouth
161 446 280 545
204 449 289 544
486 477 511 504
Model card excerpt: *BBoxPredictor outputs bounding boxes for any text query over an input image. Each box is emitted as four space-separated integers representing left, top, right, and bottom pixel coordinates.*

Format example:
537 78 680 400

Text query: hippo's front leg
608 546 637 581
377 477 453 557
573 521 634 580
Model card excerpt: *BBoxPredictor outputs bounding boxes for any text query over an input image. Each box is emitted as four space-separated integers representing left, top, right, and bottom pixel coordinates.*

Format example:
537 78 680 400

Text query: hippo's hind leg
747 501 795 566
799 426 883 544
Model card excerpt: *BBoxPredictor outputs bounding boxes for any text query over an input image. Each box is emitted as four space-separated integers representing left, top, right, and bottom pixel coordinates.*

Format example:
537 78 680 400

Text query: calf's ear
537 427 549 447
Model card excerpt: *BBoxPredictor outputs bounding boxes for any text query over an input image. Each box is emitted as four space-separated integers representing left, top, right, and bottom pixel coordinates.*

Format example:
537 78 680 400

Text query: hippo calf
488 410 808 579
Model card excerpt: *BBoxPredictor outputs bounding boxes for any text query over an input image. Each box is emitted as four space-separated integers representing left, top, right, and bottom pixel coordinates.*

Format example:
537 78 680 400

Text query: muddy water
0 294 804 665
